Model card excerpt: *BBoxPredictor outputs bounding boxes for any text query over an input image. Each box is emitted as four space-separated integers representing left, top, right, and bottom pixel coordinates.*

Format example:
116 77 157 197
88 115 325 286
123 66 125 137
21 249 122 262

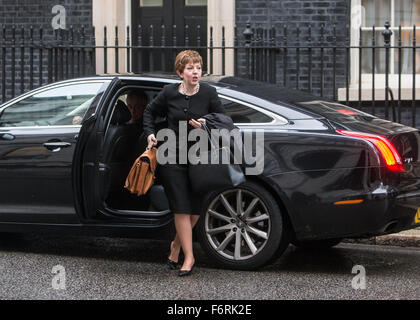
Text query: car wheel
291 238 342 249
197 181 289 270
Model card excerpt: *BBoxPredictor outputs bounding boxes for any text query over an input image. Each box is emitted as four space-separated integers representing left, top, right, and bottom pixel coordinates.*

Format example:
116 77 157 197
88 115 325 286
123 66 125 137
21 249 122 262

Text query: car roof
94 73 231 88
42 74 323 100
216 77 333 104
86 74 330 104
14 74 342 120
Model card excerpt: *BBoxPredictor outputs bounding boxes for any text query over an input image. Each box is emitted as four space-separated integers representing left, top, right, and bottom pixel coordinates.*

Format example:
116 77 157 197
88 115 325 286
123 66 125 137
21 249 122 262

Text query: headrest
111 100 131 125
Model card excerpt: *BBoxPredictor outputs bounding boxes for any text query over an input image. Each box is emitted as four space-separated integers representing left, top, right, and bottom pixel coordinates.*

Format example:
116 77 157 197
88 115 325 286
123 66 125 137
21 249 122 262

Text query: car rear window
221 98 273 124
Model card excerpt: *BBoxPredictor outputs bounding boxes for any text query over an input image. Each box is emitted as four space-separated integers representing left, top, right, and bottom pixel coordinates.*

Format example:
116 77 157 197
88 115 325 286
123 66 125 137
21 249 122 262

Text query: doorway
131 0 207 73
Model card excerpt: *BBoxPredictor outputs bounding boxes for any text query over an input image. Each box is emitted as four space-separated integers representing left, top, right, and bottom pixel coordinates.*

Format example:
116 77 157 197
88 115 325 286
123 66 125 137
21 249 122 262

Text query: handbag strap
201 123 217 149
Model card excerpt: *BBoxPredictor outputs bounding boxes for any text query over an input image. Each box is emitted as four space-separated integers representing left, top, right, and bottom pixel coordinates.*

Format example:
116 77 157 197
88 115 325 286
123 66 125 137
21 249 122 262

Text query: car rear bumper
292 180 420 242
380 190 420 235
332 187 420 239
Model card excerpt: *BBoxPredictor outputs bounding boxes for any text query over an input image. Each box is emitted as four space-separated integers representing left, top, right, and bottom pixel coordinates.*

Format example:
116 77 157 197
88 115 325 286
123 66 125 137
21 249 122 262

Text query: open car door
74 76 174 232
73 77 122 221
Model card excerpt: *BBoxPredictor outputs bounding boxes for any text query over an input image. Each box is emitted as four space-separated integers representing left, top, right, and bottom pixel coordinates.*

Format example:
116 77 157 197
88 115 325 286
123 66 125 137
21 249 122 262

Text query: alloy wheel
204 188 271 261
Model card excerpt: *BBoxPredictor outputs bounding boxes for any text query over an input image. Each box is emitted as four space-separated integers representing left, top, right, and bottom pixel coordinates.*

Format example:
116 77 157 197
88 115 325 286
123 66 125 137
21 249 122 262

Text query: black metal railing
0 22 419 126
0 26 96 102
240 22 419 127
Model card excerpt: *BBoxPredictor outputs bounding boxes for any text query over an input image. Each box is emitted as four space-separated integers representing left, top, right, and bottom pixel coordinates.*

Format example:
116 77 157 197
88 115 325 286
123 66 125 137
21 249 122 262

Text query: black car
1 75 419 270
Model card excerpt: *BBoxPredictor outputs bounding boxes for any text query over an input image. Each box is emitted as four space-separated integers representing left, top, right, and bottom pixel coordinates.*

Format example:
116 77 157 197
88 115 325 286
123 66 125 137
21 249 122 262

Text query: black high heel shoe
167 258 179 270
167 241 180 270
179 268 193 276
179 265 194 277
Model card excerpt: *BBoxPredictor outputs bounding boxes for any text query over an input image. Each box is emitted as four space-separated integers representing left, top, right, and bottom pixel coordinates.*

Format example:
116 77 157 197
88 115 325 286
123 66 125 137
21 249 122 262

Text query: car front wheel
197 181 289 270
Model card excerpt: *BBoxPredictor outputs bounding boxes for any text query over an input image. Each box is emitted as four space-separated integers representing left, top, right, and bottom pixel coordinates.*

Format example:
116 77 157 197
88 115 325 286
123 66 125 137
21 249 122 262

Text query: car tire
197 180 289 270
291 238 342 249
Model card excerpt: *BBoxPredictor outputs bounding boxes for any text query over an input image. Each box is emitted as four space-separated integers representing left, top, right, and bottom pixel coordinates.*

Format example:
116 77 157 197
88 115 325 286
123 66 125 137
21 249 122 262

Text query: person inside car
126 89 148 128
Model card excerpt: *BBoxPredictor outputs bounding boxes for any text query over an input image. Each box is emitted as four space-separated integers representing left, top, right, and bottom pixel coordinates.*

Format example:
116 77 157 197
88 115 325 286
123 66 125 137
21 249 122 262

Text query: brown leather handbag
124 147 158 196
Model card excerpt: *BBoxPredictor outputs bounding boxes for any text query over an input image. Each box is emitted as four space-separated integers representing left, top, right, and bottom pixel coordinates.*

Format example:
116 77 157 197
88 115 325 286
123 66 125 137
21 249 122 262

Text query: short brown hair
174 50 203 74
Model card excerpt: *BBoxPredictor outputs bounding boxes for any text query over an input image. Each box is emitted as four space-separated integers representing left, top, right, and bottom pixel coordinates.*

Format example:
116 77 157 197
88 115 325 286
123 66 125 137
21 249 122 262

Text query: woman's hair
174 50 203 74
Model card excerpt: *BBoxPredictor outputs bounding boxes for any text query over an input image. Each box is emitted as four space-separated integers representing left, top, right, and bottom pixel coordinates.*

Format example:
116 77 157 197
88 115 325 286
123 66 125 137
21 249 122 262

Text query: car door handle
99 162 110 172
43 142 72 151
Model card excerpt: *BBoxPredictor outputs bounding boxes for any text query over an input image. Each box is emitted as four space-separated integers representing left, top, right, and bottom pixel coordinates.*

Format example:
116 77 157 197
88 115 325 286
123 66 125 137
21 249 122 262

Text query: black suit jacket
143 82 224 140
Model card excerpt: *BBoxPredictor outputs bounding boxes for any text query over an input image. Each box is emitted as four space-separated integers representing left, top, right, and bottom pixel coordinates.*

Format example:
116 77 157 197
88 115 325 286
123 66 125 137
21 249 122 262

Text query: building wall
0 0 92 29
235 0 350 100
208 0 236 76
1 0 419 128
0 0 93 102
92 0 129 75
234 0 420 128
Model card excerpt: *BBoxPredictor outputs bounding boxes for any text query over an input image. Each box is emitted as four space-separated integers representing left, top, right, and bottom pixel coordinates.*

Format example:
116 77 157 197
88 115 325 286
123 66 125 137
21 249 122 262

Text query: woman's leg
173 213 201 270
168 234 181 262
190 214 200 228
169 215 200 263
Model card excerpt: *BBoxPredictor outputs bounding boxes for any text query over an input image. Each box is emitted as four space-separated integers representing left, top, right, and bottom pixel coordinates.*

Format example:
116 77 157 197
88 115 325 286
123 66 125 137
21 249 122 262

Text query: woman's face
178 61 202 87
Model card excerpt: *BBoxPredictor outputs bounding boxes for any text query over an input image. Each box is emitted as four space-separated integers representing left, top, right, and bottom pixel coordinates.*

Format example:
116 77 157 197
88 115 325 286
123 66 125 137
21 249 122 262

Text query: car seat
103 100 142 199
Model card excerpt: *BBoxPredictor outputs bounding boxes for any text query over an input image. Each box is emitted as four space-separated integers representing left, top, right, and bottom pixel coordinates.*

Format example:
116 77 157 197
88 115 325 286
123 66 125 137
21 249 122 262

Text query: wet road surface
0 233 418 300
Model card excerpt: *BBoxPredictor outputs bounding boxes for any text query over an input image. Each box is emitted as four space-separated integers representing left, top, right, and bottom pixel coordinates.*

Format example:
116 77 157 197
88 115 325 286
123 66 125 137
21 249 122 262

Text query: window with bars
359 0 420 74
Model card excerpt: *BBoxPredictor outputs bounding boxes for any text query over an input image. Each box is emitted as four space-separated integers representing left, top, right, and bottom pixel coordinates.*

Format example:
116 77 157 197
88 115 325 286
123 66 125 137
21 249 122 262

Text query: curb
343 229 420 248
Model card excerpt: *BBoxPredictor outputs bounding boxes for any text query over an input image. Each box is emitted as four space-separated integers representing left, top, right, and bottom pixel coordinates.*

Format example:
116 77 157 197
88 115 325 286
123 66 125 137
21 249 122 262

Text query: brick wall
235 0 350 100
235 0 420 128
0 0 93 102
0 0 92 28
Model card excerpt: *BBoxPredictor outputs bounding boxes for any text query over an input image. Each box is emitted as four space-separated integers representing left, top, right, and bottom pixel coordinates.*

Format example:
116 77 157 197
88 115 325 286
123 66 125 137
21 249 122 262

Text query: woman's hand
147 134 157 149
189 118 206 129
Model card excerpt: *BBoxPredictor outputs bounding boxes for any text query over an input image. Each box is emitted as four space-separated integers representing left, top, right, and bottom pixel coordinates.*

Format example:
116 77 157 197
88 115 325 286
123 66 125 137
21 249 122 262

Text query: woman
143 50 224 276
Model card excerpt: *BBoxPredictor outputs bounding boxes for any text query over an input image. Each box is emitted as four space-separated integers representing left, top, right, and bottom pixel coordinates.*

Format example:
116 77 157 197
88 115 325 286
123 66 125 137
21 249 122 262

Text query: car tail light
337 130 405 173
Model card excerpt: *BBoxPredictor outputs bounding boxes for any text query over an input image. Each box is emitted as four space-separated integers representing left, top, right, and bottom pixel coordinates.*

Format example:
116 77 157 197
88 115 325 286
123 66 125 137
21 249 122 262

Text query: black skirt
157 162 203 215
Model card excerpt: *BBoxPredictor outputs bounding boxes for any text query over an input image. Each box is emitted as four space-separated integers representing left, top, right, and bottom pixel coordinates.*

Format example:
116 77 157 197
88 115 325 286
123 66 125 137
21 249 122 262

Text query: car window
220 97 273 124
0 82 105 127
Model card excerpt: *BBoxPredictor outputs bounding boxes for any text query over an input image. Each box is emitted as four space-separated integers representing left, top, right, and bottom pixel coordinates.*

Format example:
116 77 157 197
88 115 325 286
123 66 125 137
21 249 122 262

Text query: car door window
220 97 274 124
0 82 105 127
